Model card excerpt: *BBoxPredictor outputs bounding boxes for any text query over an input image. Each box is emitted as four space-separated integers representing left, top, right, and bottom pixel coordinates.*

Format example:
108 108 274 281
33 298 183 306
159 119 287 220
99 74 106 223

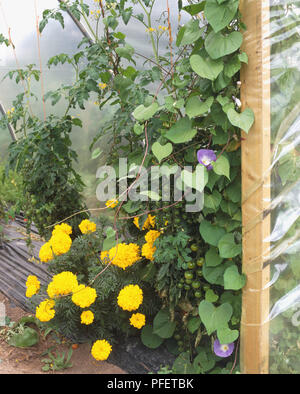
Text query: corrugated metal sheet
0 216 50 311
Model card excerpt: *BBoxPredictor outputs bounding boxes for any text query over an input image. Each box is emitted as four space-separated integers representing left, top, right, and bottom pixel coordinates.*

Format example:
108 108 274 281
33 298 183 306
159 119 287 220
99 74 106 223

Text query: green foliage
37 217 161 344
1 316 40 348
1 0 254 374
3 114 88 239
41 347 73 372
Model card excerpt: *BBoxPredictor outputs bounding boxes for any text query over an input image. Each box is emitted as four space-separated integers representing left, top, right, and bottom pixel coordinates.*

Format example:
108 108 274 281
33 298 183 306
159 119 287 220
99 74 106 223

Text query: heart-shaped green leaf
133 123 144 135
198 301 215 334
165 117 197 144
198 301 233 335
223 265 246 290
200 220 226 247
152 141 173 163
203 263 226 285
218 233 242 258
153 309 176 339
204 189 222 211
205 289 219 303
102 227 117 250
193 349 216 373
205 31 243 60
212 155 230 179
183 3 205 16
160 164 179 177
204 0 239 33
180 164 208 193
187 317 201 334
141 325 164 349
177 19 202 46
190 54 224 81
227 108 255 133
217 326 239 344
205 247 223 267
186 96 214 119
133 102 159 122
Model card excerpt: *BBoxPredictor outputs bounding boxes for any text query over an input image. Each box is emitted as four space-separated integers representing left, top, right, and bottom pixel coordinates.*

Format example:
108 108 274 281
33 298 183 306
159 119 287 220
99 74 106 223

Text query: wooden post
240 0 271 374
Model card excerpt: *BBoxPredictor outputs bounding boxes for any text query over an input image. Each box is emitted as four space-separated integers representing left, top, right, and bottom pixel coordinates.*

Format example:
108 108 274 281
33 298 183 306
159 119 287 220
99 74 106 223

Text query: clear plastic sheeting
0 0 189 206
267 0 300 374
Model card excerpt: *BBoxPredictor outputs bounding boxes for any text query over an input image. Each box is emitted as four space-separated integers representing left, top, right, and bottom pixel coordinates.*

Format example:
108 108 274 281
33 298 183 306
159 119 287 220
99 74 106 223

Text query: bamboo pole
57 0 94 45
240 0 271 374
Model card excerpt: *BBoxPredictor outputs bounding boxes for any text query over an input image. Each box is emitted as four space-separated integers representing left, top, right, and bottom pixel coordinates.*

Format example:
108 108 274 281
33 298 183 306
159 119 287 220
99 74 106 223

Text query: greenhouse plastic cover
267 0 300 373
0 0 189 207
240 0 300 374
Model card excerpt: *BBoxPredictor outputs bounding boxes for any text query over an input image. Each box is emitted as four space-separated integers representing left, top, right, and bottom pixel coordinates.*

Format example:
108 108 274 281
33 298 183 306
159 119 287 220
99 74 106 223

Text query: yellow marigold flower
26 275 40 287
80 310 94 325
39 242 54 263
100 250 109 261
79 219 97 234
72 284 97 308
49 231 72 256
52 223 72 237
133 214 156 230
129 313 146 329
91 339 112 361
105 199 118 208
98 82 107 90
144 230 161 245
36 299 55 322
117 284 143 311
47 271 79 299
25 275 40 298
141 242 156 261
101 243 140 270
26 285 39 298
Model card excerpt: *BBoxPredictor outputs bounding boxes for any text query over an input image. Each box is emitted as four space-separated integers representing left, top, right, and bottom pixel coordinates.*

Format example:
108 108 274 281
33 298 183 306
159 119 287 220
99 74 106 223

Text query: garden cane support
240 0 271 374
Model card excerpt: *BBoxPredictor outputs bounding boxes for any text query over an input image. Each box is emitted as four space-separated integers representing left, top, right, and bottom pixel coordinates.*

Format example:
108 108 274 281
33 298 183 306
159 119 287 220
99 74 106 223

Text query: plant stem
79 0 98 42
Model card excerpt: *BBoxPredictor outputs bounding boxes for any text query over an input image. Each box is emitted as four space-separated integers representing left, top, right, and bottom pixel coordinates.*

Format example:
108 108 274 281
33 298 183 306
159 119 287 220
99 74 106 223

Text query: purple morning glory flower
197 149 217 171
213 339 235 358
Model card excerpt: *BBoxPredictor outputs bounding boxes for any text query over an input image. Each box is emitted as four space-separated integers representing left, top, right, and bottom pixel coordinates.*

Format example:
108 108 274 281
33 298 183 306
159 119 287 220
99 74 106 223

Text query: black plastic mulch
0 216 176 373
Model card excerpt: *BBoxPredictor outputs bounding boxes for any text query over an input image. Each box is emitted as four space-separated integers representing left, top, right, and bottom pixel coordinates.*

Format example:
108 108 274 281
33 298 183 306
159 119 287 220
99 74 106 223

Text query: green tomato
177 283 183 289
197 257 205 267
174 334 181 341
184 271 194 280
192 281 201 289
185 278 193 285
196 269 203 277
194 290 202 298
187 262 196 270
190 244 198 252
184 284 191 290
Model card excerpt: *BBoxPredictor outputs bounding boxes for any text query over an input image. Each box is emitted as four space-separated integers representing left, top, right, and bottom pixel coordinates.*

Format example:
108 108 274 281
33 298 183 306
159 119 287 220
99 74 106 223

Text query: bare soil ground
0 292 126 374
